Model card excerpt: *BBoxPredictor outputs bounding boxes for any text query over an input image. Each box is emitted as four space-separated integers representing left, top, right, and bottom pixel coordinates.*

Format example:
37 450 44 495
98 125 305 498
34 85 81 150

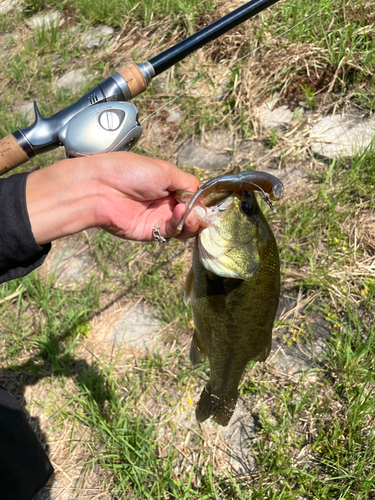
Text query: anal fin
189 333 206 366
184 267 195 306
255 338 272 362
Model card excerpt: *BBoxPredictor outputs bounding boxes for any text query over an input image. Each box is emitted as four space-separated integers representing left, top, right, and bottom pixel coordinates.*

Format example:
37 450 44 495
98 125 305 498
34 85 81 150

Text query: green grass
1 156 373 498
72 0 217 28
18 0 218 28
249 306 375 499
240 0 375 110
276 143 375 309
0 0 375 498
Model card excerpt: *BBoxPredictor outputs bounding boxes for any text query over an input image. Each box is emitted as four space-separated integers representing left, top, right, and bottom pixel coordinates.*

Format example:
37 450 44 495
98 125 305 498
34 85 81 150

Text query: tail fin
195 386 238 426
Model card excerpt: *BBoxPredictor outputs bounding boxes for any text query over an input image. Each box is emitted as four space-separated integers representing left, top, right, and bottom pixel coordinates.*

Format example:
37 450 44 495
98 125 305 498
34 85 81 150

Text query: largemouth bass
176 168 283 426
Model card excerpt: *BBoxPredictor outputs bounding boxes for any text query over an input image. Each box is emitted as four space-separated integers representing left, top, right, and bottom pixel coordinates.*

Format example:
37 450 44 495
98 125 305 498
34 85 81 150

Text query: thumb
162 204 199 240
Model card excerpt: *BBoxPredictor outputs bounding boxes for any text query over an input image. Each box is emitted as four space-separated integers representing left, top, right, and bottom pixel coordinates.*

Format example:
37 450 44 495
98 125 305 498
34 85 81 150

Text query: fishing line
241 182 277 211
141 0 338 124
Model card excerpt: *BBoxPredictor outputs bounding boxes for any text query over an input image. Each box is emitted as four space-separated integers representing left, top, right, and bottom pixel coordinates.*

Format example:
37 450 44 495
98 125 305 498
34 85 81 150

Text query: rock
177 131 234 170
270 296 331 378
262 166 306 187
310 113 375 159
185 71 230 102
223 404 256 474
269 325 330 377
203 130 234 150
19 102 35 123
148 121 170 147
108 302 161 350
82 25 114 49
27 11 60 29
152 72 177 94
269 341 315 377
166 108 183 124
275 294 299 321
0 0 19 15
308 314 331 356
214 85 229 102
178 141 231 170
237 139 268 167
41 480 75 500
259 100 296 130
50 245 94 283
55 69 92 94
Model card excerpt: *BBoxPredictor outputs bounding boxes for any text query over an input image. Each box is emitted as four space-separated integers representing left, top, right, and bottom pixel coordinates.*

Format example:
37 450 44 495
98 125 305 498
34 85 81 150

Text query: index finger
152 158 200 193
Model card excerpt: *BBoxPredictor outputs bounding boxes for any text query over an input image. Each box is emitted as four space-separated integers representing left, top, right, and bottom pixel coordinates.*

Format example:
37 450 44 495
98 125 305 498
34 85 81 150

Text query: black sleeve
0 386 54 500
0 172 51 284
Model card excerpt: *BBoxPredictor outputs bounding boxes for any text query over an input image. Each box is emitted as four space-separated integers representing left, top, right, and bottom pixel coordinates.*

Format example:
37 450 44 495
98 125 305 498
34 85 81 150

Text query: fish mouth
193 195 235 232
206 196 233 214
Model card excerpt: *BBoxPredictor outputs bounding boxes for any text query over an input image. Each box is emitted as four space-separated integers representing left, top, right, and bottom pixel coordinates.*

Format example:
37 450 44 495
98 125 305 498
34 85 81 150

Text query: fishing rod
0 0 283 175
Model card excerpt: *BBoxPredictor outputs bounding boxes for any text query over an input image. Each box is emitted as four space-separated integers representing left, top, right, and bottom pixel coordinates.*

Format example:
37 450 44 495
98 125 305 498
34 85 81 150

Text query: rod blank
148 0 281 76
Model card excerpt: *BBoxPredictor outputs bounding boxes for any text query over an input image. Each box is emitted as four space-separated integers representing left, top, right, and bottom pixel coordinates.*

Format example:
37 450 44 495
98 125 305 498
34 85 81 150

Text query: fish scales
178 171 282 427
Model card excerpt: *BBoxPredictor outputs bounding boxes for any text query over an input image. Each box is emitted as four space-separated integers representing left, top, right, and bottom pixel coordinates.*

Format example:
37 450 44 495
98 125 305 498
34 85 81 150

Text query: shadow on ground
0 338 111 499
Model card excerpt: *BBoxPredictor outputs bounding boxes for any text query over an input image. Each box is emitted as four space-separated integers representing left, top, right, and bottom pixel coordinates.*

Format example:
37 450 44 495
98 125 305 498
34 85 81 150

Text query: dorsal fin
228 165 241 175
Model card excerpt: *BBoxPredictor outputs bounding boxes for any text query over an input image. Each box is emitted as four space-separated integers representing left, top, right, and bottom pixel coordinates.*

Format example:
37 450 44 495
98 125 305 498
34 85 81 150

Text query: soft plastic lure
176 170 284 234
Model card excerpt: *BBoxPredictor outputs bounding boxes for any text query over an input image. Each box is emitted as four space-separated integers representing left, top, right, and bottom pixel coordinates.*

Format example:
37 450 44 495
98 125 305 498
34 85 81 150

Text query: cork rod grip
117 62 147 98
0 134 29 176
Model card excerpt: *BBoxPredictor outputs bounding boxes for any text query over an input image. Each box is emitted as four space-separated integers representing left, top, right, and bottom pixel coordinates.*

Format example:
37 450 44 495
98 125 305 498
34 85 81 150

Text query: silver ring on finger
152 222 171 243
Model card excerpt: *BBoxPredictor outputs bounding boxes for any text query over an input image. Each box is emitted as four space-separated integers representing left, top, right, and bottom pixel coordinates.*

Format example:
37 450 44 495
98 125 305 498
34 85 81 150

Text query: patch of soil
282 66 337 110
60 4 80 28
341 4 375 40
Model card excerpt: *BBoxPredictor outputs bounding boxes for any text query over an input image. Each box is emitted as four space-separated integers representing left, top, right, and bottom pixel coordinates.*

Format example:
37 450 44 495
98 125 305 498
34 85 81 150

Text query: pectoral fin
228 165 241 175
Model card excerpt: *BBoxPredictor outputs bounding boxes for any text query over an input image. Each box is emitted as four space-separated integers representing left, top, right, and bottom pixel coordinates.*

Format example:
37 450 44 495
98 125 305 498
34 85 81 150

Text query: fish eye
241 201 253 215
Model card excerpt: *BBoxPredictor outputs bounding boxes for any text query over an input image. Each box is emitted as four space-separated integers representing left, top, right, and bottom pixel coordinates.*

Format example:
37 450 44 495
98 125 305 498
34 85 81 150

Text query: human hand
26 152 200 245
89 152 200 241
